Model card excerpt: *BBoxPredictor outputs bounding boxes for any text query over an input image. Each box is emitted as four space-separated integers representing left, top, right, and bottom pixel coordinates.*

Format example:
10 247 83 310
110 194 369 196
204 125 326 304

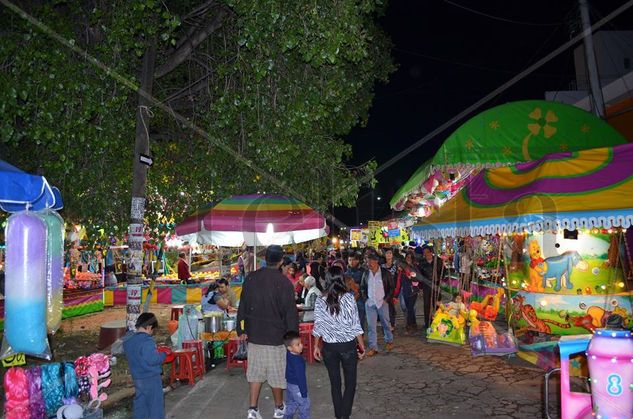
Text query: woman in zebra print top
313 266 364 419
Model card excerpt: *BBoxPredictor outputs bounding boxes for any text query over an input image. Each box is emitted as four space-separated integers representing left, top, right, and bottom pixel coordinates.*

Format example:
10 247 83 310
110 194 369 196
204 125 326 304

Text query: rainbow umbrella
176 194 327 247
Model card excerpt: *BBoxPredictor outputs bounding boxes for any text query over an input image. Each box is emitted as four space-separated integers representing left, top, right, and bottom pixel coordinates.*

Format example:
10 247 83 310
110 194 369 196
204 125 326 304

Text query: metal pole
579 0 605 117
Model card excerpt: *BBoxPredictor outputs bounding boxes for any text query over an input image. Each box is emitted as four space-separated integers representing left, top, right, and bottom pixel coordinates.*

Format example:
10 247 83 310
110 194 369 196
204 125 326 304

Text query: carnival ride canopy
411 143 633 239
391 100 626 213
0 159 63 212
175 194 327 247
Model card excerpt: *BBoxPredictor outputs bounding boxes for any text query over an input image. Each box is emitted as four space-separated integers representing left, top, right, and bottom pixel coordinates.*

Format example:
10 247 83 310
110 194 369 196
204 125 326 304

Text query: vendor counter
104 282 242 307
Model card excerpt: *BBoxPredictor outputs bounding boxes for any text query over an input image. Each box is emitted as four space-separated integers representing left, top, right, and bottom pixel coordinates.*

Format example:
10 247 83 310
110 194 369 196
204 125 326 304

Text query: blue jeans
357 299 367 332
404 294 418 327
284 383 311 419
133 376 164 419
365 302 393 350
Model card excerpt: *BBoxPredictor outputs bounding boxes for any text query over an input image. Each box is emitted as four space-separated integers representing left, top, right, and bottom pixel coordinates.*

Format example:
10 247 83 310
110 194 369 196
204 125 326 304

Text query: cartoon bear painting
528 240 546 292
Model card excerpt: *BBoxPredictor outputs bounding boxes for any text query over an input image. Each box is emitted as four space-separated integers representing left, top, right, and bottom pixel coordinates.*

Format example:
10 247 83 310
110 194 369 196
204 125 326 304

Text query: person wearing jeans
399 252 421 333
313 267 364 419
360 253 394 356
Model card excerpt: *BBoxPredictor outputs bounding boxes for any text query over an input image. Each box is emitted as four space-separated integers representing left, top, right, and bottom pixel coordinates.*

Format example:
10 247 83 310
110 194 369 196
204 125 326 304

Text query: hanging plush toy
75 353 111 404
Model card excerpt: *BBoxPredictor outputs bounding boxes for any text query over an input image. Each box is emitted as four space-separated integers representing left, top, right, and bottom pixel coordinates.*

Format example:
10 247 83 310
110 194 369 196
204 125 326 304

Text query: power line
394 47 573 78
443 0 562 27
372 0 633 179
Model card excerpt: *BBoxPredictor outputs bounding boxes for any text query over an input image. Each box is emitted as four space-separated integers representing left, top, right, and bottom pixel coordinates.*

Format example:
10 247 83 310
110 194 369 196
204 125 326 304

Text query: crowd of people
125 243 445 419
235 243 444 419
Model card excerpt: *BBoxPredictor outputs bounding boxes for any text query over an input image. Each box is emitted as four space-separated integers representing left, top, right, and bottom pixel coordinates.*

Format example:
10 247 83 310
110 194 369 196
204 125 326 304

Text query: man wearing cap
360 253 395 356
237 245 300 419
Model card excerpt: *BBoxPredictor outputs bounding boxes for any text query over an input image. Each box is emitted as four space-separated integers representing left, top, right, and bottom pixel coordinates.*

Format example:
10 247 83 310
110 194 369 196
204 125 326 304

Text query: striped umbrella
175 194 327 247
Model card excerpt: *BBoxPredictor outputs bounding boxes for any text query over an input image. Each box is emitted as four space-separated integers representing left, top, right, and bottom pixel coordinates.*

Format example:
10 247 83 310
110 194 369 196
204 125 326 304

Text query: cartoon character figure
470 288 504 321
564 303 631 332
541 251 583 292
528 240 546 292
437 318 453 338
512 295 571 334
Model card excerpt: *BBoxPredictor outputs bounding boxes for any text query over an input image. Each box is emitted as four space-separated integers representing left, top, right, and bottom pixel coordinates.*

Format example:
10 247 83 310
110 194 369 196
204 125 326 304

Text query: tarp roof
411 143 633 239
0 159 63 212
391 100 626 211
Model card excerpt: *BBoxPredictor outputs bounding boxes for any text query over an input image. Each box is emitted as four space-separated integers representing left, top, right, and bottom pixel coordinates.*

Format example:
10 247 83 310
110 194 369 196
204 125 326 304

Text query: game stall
412 143 633 364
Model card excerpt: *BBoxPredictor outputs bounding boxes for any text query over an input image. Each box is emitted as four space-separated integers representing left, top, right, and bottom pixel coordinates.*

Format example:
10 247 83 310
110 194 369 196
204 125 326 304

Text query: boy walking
283 331 310 419
123 313 167 419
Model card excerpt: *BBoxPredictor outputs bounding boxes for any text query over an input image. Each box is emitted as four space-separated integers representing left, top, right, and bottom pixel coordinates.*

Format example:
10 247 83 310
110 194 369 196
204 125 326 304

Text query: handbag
233 340 248 361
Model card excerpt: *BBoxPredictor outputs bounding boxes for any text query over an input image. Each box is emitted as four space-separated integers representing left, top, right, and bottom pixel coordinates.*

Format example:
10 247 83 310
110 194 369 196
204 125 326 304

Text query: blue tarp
0 159 63 212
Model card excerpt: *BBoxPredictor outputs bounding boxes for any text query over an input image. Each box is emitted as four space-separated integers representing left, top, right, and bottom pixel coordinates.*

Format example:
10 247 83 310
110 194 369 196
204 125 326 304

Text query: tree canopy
0 0 394 235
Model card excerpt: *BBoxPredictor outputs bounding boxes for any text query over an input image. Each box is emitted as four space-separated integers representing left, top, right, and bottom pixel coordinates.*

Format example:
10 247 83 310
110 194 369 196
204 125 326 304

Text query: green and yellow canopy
391 100 626 212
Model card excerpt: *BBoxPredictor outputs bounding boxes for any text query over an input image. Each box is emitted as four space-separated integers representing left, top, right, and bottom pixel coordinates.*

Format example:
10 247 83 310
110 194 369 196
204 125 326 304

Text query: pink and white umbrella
175 194 328 247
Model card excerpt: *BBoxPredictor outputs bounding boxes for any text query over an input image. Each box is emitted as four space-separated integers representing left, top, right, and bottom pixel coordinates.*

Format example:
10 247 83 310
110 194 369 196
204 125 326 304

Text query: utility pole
126 40 157 331
579 0 605 118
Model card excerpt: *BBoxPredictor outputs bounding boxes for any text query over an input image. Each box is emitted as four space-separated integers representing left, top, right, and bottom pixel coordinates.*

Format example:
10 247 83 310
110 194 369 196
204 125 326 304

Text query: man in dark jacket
360 253 394 356
417 246 444 332
237 245 300 419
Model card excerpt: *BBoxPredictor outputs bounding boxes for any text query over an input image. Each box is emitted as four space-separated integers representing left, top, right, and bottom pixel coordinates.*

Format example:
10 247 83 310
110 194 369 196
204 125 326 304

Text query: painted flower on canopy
527 107 558 138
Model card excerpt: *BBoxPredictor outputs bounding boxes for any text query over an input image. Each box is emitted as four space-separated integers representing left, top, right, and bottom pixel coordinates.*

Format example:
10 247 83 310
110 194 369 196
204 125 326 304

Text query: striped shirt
313 292 363 343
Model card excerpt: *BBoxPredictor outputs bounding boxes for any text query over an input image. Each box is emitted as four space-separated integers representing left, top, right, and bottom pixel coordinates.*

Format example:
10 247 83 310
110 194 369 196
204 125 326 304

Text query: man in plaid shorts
237 245 300 419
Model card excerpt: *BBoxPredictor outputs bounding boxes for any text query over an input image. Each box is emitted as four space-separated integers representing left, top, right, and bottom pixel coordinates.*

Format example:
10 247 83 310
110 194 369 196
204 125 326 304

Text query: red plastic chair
225 338 248 373
182 340 205 380
299 329 315 364
170 305 185 321
169 348 197 386
299 322 314 332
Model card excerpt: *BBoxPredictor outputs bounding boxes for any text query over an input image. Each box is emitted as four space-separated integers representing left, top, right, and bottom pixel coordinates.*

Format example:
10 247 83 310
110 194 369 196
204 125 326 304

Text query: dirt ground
0 305 175 413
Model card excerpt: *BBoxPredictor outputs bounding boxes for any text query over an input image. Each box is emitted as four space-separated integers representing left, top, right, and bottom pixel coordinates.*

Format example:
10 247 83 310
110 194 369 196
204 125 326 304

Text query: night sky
334 0 633 227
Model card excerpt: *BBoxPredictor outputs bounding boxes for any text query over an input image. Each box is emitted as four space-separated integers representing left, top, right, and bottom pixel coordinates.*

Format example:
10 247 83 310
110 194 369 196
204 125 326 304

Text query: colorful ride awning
411 143 633 239
391 100 626 212
175 194 327 246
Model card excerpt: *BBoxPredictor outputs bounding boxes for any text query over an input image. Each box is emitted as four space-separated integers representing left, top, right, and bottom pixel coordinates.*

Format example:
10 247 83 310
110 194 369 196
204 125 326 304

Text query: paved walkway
164 331 552 419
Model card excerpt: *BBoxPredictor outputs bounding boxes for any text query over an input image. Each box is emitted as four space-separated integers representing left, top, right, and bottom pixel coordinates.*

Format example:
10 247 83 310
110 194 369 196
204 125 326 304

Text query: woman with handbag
313 266 364 419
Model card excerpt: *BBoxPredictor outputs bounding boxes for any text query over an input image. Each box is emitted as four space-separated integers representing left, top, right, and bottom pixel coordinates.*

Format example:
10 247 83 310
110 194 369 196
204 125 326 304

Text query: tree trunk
126 40 157 331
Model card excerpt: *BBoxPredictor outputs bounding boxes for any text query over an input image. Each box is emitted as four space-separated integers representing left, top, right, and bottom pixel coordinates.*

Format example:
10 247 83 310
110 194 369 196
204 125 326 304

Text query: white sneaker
247 408 262 419
273 404 285 419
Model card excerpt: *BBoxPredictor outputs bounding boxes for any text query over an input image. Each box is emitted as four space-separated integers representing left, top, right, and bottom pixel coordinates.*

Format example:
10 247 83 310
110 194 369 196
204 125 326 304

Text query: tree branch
182 0 216 21
155 9 227 79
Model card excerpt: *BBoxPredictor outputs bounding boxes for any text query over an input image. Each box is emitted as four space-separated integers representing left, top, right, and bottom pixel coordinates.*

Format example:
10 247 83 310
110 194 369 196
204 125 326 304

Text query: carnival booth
412 144 633 364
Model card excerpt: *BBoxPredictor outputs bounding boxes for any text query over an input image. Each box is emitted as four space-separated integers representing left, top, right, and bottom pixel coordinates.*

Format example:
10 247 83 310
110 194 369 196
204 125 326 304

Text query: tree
0 0 394 235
